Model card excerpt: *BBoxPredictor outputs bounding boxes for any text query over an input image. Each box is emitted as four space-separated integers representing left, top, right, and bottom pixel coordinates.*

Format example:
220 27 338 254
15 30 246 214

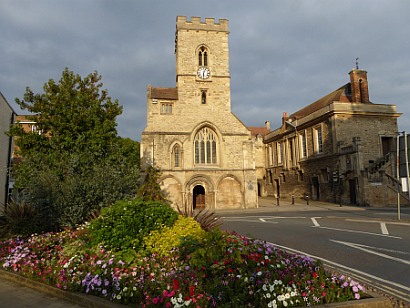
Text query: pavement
0 197 407 307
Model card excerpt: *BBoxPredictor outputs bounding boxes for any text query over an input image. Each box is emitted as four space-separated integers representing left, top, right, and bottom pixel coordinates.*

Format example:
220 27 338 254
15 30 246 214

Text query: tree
7 68 140 232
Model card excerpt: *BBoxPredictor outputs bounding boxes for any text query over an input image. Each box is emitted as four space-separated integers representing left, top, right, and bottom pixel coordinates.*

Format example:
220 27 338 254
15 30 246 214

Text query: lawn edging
0 269 392 308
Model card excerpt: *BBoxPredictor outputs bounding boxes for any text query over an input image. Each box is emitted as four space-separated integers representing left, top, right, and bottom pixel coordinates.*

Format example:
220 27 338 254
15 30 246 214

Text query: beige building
264 69 402 206
141 16 261 210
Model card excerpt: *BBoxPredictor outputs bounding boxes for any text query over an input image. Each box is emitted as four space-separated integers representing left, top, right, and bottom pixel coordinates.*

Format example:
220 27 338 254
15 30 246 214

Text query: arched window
201 90 207 104
172 144 181 167
198 46 208 67
194 127 217 164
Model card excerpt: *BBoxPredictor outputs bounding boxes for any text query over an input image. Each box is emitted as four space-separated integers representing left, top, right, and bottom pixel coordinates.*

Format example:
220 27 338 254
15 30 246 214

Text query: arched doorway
193 185 205 209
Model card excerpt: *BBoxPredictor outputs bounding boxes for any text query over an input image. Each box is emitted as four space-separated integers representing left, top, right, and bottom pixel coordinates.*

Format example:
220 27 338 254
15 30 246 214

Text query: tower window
201 90 207 104
198 46 208 67
161 103 173 114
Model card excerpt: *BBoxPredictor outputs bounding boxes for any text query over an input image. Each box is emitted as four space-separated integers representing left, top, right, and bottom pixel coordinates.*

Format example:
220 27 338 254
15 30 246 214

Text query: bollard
277 196 280 206
291 194 295 205
306 195 309 205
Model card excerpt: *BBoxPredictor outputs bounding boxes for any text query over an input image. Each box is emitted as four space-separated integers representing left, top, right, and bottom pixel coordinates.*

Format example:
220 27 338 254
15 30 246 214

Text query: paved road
219 198 410 304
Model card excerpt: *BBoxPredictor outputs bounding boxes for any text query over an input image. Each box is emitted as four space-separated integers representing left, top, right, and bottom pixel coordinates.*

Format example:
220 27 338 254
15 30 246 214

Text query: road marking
330 240 410 265
269 242 410 302
331 241 410 256
312 225 401 239
259 218 266 222
380 222 389 235
346 219 410 226
222 218 278 223
311 217 320 227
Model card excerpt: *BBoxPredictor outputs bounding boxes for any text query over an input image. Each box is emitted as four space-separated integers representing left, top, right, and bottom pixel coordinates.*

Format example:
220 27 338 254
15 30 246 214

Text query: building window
198 46 208 67
314 126 323 154
320 168 329 183
298 170 304 182
288 137 296 166
268 144 273 166
161 103 173 114
300 132 307 158
172 144 181 167
277 142 283 165
201 90 207 104
194 127 217 164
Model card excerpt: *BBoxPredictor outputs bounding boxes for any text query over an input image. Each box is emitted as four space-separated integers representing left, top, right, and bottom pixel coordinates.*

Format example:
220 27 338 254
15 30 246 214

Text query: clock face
197 67 210 79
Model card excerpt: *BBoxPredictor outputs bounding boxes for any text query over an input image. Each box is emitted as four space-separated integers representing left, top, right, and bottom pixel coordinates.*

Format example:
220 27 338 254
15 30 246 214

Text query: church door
193 185 205 209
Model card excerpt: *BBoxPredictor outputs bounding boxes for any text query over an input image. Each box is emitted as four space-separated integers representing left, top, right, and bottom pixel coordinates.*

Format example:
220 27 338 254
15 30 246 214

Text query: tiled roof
289 83 352 120
150 87 178 100
248 126 270 137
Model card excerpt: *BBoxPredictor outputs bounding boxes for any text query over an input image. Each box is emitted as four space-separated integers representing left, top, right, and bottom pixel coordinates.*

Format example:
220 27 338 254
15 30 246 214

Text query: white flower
263 284 268 291
285 293 290 299
283 300 288 307
277 295 285 301
266 293 271 298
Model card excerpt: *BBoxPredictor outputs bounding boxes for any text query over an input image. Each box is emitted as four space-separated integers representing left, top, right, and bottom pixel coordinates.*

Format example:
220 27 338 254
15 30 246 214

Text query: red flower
190 285 195 297
173 279 180 291
312 272 318 279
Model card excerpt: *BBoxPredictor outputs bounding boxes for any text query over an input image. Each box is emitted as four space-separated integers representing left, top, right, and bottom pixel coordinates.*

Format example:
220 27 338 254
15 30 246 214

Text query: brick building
141 16 260 210
264 69 401 206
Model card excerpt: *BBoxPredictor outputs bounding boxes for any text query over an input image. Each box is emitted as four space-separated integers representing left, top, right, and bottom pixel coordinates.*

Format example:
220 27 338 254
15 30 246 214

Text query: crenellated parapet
176 16 229 32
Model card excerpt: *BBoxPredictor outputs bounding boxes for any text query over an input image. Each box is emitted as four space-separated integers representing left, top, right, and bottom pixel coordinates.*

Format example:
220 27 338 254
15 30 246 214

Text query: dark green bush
89 198 178 251
0 198 41 237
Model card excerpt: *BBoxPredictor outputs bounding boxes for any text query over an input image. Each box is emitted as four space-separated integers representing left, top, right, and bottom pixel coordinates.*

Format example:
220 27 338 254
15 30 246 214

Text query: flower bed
0 224 368 307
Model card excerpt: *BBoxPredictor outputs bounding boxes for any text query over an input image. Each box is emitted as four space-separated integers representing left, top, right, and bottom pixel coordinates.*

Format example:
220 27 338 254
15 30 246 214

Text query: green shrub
89 198 178 251
143 215 206 257
187 229 244 270
0 198 41 237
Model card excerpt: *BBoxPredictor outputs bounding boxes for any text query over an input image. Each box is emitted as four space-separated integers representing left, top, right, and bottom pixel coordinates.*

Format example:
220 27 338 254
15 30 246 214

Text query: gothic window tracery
194 127 217 164
198 46 208 67
172 144 181 168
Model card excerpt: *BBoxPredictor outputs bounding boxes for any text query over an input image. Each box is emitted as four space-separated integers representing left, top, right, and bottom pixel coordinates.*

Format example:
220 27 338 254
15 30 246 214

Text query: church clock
197 67 210 79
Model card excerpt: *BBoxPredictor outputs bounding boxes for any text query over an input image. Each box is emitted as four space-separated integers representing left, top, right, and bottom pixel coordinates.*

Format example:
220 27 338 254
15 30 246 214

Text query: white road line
311 217 320 227
346 219 410 226
312 225 401 239
269 242 410 302
380 222 389 235
222 218 278 224
259 218 266 222
330 240 410 265
221 216 307 219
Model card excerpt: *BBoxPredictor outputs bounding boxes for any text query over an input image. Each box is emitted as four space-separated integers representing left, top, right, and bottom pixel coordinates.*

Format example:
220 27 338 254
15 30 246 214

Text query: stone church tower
141 16 258 210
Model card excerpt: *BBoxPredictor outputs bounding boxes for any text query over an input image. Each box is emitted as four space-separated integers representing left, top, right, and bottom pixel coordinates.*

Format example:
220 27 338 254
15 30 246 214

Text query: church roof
289 83 353 120
150 87 178 100
248 126 270 137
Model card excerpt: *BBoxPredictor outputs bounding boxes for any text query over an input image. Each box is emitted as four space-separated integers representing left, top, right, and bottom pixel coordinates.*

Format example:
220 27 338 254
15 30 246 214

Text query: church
140 16 260 210
141 16 402 209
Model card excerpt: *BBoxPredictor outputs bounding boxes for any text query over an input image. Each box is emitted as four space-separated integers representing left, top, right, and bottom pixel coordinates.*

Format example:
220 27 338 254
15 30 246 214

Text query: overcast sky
1 0 409 140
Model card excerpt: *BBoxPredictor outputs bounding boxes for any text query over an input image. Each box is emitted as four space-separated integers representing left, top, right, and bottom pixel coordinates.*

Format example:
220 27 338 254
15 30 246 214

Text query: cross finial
355 57 359 70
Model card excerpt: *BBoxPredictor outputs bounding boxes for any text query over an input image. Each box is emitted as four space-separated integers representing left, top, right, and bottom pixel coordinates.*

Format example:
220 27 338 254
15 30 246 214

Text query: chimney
282 112 288 125
265 120 271 131
349 69 370 103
